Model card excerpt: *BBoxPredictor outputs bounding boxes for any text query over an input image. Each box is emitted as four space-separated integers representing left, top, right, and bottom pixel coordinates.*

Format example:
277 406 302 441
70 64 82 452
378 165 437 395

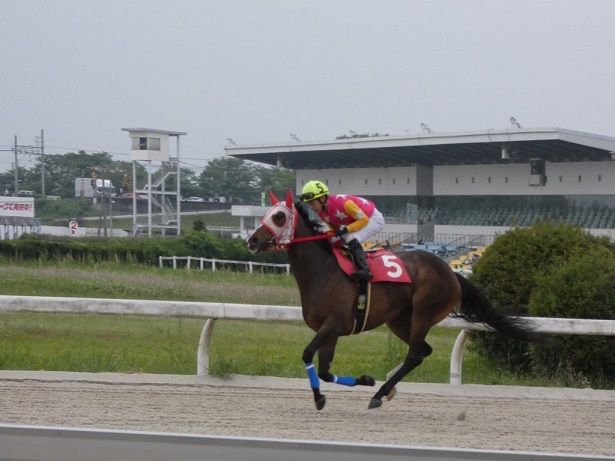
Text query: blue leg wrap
305 363 319 389
332 375 356 387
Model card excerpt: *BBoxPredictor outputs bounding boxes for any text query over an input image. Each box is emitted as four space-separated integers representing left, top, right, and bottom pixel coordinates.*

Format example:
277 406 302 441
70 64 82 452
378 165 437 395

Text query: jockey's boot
347 239 373 281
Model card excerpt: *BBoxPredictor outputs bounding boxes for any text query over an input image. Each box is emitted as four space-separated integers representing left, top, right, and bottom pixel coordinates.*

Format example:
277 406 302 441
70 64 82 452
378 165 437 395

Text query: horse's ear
268 191 280 205
285 189 294 208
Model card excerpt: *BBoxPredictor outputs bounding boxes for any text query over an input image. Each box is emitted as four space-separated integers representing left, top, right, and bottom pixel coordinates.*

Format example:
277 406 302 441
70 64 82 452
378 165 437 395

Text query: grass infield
0 258 585 387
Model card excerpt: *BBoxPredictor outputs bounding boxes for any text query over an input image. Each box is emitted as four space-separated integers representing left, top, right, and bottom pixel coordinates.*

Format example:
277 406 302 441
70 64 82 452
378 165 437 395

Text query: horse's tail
454 273 539 342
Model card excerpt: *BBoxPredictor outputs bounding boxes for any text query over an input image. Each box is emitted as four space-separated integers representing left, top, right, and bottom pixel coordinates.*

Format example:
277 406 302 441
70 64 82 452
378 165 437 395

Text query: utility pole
94 175 114 238
12 130 46 197
35 129 45 198
14 136 18 196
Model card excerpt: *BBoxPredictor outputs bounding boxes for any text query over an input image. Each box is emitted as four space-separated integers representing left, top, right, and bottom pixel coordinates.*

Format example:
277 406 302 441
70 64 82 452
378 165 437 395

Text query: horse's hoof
368 398 382 409
386 386 397 401
358 375 375 386
315 395 326 411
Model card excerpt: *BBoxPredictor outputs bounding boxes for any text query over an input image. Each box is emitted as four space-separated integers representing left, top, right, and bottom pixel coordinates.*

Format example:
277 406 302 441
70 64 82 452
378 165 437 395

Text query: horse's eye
272 211 287 227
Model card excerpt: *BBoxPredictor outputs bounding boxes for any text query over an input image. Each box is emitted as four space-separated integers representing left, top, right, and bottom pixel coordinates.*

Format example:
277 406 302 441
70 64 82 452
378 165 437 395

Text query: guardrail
1 295 614 385
159 256 291 274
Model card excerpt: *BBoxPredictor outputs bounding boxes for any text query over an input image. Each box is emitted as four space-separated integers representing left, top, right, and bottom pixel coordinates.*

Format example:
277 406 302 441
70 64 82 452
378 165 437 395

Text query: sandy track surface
0 371 613 456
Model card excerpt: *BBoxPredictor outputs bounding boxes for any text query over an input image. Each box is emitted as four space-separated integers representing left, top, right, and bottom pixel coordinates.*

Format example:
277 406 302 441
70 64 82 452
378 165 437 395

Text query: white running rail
159 255 291 274
1 295 614 384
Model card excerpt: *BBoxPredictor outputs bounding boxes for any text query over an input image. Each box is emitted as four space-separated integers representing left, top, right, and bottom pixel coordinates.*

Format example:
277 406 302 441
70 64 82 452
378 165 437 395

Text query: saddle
332 247 412 284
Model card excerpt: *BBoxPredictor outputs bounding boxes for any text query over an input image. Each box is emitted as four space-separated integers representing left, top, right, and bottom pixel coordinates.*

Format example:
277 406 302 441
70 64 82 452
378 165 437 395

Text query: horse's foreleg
317 341 376 388
302 322 343 411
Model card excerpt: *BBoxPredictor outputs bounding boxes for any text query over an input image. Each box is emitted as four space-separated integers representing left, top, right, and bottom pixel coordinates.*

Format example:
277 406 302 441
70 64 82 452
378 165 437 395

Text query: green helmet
300 180 329 202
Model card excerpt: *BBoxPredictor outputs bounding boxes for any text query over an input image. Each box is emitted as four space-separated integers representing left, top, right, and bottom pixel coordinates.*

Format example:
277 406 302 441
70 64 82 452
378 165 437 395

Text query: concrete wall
434 161 615 196
297 167 419 196
294 161 615 197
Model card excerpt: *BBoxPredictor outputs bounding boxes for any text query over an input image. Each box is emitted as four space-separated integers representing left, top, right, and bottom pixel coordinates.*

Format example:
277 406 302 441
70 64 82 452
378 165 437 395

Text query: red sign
69 220 79 235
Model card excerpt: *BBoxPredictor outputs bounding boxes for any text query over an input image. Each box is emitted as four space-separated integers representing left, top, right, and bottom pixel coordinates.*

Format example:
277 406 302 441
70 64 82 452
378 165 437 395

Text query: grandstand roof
225 128 615 169
121 128 187 136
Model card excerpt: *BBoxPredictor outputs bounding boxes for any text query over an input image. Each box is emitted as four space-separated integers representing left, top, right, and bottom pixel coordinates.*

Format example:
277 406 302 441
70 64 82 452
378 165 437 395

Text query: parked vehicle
120 192 147 200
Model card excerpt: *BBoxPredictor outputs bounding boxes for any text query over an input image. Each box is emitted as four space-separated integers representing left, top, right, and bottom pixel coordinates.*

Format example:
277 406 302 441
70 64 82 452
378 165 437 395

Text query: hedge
528 246 615 386
0 232 288 266
469 222 614 371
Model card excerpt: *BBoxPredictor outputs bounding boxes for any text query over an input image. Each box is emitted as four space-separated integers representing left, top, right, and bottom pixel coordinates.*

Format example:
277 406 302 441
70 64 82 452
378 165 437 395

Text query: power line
43 144 220 163
44 144 130 156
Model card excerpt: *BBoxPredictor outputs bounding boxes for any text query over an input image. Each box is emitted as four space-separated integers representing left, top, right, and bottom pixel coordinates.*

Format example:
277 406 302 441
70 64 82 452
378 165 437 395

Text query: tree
0 168 24 195
1 151 294 204
179 167 201 198
255 165 296 200
199 157 258 203
26 151 136 197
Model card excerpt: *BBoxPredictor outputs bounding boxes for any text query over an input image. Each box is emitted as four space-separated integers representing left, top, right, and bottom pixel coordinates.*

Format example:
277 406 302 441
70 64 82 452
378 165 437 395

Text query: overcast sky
2 0 614 173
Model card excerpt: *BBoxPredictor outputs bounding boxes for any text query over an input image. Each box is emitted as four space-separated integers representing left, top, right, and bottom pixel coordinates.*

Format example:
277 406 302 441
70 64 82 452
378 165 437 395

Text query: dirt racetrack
0 371 613 456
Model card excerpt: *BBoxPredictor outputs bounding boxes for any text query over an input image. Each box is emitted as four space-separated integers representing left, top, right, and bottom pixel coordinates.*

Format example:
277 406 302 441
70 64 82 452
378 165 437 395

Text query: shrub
0 231 289 267
470 222 613 370
177 231 224 258
528 247 615 387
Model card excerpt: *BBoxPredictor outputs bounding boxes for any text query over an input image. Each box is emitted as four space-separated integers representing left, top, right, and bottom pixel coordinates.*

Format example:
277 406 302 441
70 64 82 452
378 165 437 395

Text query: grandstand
227 127 615 248
386 203 615 229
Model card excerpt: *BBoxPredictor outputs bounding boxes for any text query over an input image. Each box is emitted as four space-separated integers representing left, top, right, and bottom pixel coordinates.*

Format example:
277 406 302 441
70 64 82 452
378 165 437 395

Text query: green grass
0 313 199 374
0 312 450 379
0 312 562 386
0 258 604 387
0 259 297 304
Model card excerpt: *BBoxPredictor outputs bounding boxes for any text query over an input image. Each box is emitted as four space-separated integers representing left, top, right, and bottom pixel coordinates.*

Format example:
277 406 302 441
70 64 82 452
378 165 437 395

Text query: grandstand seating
449 246 487 274
385 205 615 229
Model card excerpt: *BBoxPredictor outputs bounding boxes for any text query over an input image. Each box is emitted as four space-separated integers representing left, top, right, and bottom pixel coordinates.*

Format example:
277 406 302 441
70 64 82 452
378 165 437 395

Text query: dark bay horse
247 191 536 410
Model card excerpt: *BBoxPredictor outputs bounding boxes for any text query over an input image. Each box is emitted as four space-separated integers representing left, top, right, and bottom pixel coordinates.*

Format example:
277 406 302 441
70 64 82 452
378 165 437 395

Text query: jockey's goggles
300 192 317 202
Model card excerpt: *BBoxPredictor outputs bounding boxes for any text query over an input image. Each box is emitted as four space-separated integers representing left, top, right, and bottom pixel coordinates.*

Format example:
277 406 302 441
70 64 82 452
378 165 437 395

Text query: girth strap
352 280 372 335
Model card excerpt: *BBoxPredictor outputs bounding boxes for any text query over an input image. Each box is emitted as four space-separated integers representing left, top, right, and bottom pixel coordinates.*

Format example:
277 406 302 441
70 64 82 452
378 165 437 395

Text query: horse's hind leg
368 320 432 409
317 340 376 388
387 311 434 359
384 312 433 401
384 340 433 402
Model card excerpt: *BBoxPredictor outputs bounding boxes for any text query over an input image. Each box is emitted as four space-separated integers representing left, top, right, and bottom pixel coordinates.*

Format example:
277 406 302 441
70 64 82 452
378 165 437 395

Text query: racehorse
247 190 536 410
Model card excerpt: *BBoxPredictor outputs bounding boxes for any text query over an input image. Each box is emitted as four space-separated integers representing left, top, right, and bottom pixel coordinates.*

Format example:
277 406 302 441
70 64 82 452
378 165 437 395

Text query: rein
273 232 332 250
289 233 333 246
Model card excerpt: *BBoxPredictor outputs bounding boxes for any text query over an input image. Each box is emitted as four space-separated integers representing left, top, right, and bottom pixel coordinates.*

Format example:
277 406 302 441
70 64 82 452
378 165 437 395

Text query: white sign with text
0 197 35 218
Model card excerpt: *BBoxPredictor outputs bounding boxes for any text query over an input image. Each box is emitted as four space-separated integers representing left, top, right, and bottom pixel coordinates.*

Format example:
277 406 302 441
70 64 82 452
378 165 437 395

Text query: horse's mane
294 201 323 233
294 201 333 253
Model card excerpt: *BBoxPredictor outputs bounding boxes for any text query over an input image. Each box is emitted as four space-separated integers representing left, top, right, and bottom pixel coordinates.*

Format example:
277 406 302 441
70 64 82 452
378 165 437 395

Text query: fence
1 295 614 385
159 256 291 274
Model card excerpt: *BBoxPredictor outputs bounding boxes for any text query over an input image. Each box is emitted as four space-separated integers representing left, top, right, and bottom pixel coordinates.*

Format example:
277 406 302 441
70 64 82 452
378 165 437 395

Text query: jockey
299 179 385 280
